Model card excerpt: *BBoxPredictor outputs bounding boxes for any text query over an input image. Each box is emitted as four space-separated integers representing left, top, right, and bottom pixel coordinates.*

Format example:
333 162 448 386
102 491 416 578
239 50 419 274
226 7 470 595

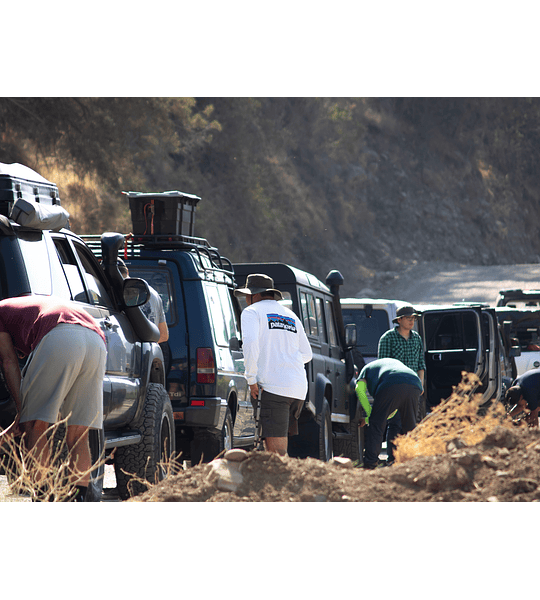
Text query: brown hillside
1 98 539 296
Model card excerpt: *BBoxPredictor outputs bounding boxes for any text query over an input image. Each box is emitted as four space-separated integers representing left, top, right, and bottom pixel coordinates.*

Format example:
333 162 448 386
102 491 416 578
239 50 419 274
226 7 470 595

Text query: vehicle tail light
197 348 216 384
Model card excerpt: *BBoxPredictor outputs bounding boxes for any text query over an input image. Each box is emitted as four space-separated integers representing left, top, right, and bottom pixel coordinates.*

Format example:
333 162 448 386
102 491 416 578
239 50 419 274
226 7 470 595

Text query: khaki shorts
259 390 304 438
20 324 107 429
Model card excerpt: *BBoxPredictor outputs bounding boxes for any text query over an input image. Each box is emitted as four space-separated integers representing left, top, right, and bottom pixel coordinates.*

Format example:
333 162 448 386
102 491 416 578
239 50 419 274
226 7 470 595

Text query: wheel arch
314 372 333 416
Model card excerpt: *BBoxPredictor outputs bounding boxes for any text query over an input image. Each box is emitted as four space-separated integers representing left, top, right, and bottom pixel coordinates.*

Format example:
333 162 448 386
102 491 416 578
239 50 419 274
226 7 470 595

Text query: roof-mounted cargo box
124 190 200 237
0 162 61 218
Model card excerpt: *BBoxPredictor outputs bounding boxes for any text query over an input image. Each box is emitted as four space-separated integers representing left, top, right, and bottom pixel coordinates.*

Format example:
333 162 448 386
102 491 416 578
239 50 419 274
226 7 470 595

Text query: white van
341 298 410 366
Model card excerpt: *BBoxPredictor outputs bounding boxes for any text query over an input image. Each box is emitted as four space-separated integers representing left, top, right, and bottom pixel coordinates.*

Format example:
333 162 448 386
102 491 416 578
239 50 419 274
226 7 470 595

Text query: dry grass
394 372 514 463
123 455 186 501
0 418 105 502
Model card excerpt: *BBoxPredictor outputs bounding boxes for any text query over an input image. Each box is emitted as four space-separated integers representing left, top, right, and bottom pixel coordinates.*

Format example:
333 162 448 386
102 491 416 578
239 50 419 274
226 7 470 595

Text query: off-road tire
114 383 175 500
318 399 333 462
191 407 234 464
51 424 105 501
0 441 22 485
333 412 364 462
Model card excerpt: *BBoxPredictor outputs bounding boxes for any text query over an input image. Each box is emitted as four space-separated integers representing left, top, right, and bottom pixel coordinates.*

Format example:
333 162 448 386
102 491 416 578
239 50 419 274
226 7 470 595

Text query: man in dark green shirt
378 304 425 464
356 357 422 469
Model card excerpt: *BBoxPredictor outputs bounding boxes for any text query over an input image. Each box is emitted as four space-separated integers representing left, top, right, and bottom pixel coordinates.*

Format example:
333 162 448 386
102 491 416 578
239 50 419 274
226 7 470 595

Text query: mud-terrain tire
51 424 105 501
318 399 333 462
53 423 105 502
219 408 234 454
114 383 175 500
191 407 233 464
333 414 363 462
0 441 22 484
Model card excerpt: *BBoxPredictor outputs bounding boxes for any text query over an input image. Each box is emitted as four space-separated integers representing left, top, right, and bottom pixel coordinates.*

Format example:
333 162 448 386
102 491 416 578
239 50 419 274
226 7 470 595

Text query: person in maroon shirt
0 295 107 501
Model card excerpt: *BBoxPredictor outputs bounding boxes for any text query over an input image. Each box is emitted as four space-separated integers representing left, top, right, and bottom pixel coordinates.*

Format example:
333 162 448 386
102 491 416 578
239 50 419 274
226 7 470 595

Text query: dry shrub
122 452 185 500
0 418 105 502
394 372 513 464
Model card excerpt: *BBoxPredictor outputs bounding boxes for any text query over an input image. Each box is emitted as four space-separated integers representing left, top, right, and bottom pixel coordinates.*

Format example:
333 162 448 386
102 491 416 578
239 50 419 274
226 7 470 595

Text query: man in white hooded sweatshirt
235 274 312 455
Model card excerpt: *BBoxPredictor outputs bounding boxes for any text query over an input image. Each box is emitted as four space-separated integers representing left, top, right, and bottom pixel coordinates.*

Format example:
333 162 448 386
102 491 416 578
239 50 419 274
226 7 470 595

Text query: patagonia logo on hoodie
267 313 297 333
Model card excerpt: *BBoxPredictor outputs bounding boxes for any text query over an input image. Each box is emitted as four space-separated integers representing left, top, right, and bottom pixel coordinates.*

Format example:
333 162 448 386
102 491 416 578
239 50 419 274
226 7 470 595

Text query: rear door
204 280 252 440
419 308 484 408
127 259 187 406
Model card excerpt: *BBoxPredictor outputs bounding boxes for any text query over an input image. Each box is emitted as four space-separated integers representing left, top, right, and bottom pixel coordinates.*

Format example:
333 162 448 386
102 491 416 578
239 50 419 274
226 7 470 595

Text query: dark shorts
259 390 304 438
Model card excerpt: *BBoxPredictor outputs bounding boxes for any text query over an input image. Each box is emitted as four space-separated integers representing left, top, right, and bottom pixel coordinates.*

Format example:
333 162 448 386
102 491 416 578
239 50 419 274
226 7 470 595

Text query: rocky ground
130 376 540 503
2 384 539 503
129 425 540 503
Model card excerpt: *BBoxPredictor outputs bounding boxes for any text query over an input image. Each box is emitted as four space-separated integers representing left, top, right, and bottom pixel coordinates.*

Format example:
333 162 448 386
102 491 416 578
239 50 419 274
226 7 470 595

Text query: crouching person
356 357 422 469
0 295 107 501
506 368 540 427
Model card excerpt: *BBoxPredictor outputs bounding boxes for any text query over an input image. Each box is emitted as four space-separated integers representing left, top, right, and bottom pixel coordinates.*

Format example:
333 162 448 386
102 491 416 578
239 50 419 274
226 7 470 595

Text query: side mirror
123 278 150 307
345 323 357 349
510 346 521 358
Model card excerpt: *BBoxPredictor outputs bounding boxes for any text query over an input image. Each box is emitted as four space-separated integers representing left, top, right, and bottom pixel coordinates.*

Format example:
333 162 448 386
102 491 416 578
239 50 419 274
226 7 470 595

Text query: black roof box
0 163 61 218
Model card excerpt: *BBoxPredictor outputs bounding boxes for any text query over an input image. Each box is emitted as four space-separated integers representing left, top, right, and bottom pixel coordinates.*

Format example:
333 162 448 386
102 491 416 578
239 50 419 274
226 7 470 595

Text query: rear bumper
177 398 221 428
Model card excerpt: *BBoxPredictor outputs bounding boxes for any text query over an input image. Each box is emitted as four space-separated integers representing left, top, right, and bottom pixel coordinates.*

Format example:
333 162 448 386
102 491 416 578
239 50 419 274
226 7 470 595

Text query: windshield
342 308 390 356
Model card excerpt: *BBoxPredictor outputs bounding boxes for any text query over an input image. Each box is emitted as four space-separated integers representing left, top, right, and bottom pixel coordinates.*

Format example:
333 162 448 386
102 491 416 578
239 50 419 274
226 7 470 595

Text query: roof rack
80 233 235 279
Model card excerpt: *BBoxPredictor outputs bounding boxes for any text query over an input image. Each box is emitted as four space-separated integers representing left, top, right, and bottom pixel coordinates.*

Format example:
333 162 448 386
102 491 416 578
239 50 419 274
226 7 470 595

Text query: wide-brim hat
234 273 283 300
392 305 420 323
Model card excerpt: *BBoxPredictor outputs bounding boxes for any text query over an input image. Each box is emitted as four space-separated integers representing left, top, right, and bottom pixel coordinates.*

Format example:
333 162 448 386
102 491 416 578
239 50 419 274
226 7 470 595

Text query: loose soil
131 375 540 503
130 425 540 503
3 375 539 503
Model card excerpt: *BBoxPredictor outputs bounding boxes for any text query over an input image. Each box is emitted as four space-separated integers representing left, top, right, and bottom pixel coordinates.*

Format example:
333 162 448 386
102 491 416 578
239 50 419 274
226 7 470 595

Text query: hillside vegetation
1 97 539 296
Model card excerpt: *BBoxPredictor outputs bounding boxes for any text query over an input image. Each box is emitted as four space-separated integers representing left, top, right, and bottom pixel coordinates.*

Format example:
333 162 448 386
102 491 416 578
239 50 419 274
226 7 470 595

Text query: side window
126 267 176 326
73 243 114 308
217 284 241 342
300 292 310 333
425 312 478 351
18 238 52 295
206 284 229 347
300 291 318 337
53 238 89 303
325 300 339 347
315 297 328 343
342 308 390 356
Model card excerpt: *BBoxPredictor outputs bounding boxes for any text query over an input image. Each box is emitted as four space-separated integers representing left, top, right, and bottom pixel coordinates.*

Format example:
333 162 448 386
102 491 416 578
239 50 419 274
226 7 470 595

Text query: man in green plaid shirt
378 305 425 464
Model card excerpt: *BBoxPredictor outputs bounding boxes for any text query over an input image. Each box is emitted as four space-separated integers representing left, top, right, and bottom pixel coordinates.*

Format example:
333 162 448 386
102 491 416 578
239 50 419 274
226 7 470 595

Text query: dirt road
368 261 540 305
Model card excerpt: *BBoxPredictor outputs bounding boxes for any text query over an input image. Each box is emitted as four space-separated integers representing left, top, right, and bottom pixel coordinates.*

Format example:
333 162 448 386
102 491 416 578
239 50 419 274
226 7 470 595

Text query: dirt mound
130 375 540 503
129 424 540 502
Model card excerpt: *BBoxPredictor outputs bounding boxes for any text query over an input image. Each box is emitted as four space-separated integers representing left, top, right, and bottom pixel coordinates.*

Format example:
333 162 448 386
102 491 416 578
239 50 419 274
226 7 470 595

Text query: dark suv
0 164 174 500
82 191 253 464
233 263 359 462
